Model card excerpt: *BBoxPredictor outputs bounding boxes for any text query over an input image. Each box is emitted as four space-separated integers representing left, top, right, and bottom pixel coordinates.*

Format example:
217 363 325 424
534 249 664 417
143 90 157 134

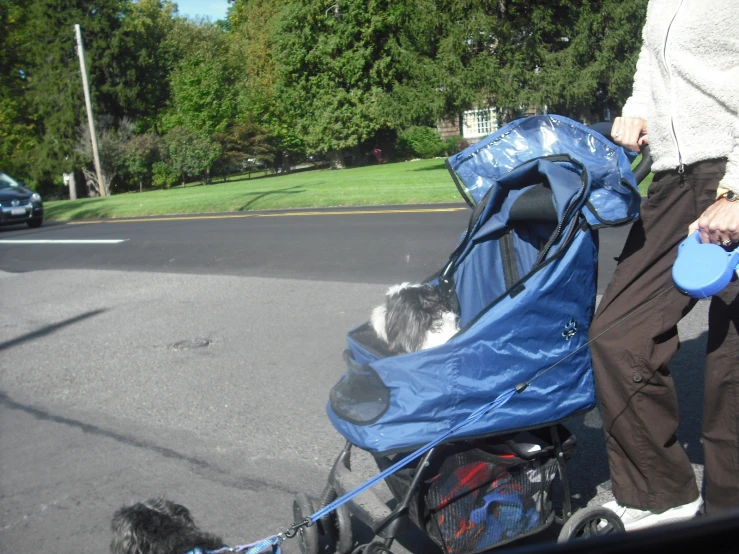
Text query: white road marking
0 239 128 244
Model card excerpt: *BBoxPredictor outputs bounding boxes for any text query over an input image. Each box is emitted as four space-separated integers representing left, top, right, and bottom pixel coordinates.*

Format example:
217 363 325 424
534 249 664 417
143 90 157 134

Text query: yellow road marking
66 207 467 225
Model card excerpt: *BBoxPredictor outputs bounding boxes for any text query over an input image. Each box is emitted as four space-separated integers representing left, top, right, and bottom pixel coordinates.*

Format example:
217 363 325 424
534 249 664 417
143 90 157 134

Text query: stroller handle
590 121 652 184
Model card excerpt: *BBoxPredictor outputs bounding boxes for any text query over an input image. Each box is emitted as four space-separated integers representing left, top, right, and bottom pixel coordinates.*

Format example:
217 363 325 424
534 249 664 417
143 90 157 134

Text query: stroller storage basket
377 426 574 554
425 446 557 553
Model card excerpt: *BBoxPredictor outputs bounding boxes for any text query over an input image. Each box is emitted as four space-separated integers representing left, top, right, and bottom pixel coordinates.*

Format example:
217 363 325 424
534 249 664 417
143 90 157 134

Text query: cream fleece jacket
621 0 739 193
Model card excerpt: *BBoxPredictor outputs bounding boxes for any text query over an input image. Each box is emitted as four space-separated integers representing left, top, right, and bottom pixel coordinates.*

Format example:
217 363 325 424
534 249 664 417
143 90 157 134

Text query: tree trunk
328 149 346 169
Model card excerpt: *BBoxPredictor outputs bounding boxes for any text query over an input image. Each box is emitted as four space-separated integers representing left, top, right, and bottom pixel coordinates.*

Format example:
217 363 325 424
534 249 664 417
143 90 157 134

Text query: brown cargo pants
590 159 739 515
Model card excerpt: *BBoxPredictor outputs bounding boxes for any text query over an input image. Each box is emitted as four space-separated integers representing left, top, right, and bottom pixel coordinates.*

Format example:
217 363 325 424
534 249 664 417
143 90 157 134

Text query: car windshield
0 178 19 190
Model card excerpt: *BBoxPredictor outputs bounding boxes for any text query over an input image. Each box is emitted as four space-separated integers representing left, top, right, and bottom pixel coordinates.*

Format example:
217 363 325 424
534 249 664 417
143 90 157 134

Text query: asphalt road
0 203 626 292
0 206 709 554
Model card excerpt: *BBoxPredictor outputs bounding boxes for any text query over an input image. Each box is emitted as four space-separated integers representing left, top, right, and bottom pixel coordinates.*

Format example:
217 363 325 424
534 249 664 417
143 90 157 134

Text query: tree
122 132 162 192
21 0 131 185
534 0 648 122
273 0 435 167
76 117 136 195
213 120 275 177
227 0 303 158
116 0 178 131
0 0 37 176
163 127 222 185
9 0 183 194
159 19 237 135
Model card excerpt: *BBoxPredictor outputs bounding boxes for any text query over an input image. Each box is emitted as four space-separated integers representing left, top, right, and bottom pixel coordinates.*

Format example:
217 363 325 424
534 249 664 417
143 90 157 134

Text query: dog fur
110 498 225 554
370 282 459 354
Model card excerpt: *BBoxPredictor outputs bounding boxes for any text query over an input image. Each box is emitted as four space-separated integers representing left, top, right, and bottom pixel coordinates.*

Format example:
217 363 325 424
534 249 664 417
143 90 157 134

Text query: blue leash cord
201 535 283 554
229 387 519 553
310 388 517 522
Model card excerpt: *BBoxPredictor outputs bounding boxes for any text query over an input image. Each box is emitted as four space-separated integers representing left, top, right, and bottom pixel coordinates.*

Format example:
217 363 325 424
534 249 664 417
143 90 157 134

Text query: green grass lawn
45 159 460 221
45 155 653 222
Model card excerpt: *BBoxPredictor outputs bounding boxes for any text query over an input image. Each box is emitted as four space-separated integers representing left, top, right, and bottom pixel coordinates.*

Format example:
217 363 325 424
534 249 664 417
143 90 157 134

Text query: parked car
0 172 43 228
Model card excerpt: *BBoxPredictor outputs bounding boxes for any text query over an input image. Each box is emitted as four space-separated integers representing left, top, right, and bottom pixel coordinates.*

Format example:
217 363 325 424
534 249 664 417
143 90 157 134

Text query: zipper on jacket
664 0 685 174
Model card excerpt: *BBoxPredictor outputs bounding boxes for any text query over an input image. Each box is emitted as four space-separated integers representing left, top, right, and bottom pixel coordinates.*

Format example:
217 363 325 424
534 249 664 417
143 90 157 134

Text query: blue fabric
327 115 640 454
449 115 639 226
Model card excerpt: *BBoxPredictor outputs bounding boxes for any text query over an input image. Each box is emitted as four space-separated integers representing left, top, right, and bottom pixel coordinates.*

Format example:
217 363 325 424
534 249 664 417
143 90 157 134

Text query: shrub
397 126 444 159
442 135 474 156
151 162 179 189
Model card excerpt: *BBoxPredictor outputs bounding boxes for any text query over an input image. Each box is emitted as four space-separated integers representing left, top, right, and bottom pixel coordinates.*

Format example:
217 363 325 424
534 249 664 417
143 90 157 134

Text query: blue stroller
293 115 648 554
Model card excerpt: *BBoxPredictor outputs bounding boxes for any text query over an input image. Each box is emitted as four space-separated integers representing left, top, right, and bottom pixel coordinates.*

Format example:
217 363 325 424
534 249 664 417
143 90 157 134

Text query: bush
441 135 473 156
397 126 444 159
152 162 179 189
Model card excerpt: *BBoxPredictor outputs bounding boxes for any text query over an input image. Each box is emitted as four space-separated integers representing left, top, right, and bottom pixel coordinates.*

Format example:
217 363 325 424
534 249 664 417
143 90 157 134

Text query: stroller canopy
449 115 639 226
328 115 641 454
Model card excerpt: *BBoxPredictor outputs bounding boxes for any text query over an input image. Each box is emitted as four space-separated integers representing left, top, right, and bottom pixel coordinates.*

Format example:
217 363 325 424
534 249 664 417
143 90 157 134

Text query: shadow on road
0 308 107 352
0 391 295 496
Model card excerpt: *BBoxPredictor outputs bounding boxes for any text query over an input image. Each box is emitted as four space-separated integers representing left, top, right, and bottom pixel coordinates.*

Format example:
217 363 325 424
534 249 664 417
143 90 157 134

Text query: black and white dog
110 498 226 554
370 282 459 354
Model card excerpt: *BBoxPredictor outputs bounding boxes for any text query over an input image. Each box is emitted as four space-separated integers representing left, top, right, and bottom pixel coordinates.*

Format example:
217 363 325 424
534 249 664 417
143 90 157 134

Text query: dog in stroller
370 282 459 354
292 116 647 554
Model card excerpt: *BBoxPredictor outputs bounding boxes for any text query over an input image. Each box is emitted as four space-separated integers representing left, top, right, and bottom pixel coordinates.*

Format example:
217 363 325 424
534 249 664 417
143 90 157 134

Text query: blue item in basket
468 490 540 548
673 231 739 298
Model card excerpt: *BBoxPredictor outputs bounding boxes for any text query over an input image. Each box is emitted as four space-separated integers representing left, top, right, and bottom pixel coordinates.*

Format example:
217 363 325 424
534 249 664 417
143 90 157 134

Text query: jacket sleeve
620 17 651 119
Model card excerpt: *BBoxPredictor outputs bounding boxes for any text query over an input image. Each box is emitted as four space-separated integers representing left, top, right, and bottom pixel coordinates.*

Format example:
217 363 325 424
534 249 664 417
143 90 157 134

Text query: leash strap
204 535 283 554
310 388 518 521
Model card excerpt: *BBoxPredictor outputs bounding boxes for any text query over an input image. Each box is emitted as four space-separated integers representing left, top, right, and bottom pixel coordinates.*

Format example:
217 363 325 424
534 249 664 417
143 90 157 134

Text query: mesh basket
375 427 572 554
423 447 558 553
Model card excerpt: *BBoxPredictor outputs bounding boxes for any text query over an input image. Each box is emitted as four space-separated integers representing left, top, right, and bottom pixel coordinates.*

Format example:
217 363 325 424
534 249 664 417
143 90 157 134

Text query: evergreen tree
227 0 303 156
534 0 648 121
20 0 134 189
272 0 430 165
159 18 237 135
0 0 37 175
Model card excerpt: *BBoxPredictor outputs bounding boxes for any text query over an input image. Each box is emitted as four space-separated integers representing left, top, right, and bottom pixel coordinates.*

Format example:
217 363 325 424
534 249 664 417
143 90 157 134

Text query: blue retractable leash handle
673 231 739 298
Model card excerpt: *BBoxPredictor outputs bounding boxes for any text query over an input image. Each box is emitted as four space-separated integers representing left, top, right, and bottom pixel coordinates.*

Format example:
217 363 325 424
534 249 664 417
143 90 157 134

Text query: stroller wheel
318 483 337 535
293 493 319 554
333 502 354 554
557 506 625 543
317 484 353 554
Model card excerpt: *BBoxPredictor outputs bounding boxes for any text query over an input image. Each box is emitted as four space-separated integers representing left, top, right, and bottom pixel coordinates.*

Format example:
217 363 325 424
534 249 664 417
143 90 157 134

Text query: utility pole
74 24 106 196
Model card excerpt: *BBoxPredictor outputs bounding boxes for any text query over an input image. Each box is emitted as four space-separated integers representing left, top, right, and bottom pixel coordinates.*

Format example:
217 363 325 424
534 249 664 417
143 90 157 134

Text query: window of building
462 107 498 139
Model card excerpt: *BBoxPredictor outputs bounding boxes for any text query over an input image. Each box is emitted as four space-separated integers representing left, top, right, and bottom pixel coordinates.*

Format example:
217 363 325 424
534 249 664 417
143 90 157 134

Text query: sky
173 0 229 21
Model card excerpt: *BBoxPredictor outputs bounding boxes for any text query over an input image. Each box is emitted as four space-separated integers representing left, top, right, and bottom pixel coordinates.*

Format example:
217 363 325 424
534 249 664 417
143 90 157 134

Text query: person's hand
688 196 739 247
610 117 649 152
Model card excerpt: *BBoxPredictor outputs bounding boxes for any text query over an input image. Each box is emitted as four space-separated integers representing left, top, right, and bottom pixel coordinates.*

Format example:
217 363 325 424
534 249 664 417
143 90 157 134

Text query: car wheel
26 217 43 228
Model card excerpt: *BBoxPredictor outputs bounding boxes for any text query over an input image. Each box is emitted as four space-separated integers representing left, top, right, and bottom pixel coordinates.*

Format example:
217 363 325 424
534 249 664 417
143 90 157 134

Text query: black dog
110 498 226 554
